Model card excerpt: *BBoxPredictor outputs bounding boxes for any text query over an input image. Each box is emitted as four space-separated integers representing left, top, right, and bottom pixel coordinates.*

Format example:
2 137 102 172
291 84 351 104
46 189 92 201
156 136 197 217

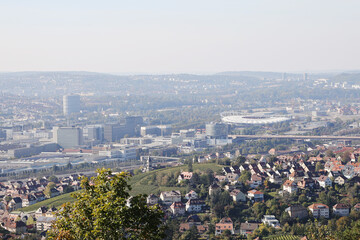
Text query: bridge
228 134 360 141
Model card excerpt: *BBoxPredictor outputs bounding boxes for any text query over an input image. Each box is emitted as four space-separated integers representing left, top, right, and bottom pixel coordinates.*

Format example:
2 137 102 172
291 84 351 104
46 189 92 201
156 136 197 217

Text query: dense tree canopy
48 168 165 240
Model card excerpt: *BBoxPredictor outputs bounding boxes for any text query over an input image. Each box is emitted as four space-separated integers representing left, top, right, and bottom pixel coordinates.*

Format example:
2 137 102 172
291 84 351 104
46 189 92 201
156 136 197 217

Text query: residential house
178 172 193 183
35 207 49 219
186 199 205 213
283 180 297 194
1 217 27 234
354 203 360 212
289 171 305 183
146 194 159 205
230 189 246 202
308 203 329 218
34 192 46 202
334 175 346 185
240 222 259 236
9 197 22 211
240 164 250 173
297 178 316 190
300 162 315 172
185 190 198 200
160 190 181 205
262 215 280 228
223 167 232 175
249 174 262 188
36 216 56 231
214 175 228 183
209 183 220 196
247 190 264 202
286 205 308 219
21 194 37 207
179 215 209 234
45 207 57 217
333 203 350 217
215 217 234 235
249 165 262 175
268 173 282 184
230 165 241 174
317 175 332 188
170 202 186 215
328 171 343 179
226 173 239 184
180 215 201 230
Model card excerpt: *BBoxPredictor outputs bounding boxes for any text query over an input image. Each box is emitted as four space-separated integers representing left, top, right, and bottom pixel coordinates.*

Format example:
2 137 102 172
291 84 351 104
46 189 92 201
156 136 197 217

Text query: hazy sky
0 0 359 73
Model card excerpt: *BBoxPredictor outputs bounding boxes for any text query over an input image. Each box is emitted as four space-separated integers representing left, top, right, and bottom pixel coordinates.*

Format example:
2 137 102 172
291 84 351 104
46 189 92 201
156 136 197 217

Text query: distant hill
215 71 305 79
0 71 260 97
330 73 360 84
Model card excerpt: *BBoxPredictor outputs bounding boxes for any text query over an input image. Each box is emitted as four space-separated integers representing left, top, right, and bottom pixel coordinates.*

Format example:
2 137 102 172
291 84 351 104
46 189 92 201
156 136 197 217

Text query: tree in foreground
47 168 165 240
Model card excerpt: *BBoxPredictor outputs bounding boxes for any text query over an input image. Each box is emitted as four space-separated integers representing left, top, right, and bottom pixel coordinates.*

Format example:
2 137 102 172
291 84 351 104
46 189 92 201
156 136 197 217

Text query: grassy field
17 192 76 212
16 162 222 212
129 162 222 195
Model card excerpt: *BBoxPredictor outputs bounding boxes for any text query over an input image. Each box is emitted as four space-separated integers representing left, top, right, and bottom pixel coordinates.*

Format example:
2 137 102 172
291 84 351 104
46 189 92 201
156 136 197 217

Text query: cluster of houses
147 166 269 237
273 148 360 215
0 174 86 236
0 206 57 235
156 143 360 237
147 190 206 216
0 174 83 212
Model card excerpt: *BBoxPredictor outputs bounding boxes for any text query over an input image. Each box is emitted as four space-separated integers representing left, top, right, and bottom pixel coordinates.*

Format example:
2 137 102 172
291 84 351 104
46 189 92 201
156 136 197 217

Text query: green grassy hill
129 162 222 195
16 192 76 212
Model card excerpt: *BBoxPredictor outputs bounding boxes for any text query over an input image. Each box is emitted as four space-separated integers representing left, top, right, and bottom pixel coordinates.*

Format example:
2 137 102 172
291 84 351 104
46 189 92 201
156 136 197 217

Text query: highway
229 134 360 140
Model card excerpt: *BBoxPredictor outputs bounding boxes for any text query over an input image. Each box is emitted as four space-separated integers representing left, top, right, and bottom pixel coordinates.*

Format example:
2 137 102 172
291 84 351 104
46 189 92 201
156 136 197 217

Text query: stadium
221 111 291 125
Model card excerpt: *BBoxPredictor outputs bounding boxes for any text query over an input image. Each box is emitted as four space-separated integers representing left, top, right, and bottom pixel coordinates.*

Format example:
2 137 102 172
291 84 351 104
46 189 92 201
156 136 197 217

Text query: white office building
54 127 83 149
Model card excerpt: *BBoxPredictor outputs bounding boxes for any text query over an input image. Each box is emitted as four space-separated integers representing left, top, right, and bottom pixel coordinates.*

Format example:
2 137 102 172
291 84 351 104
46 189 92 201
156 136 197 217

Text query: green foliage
4 195 12 203
239 170 251 185
180 226 200 240
251 224 275 238
187 159 193 172
210 189 232 218
44 182 56 198
49 175 59 183
47 168 165 240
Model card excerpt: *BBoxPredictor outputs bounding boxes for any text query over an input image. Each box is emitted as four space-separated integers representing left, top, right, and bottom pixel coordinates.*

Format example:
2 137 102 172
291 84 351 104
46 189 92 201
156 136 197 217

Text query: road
229 134 360 140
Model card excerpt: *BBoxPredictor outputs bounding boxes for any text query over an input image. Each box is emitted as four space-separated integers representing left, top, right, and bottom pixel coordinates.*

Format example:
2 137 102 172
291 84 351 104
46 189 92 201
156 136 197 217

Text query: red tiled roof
308 203 329 209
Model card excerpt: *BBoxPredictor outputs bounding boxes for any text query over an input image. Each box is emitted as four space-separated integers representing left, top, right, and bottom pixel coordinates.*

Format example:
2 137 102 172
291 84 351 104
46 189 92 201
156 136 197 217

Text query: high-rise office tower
205 123 228 139
303 73 308 81
63 95 80 115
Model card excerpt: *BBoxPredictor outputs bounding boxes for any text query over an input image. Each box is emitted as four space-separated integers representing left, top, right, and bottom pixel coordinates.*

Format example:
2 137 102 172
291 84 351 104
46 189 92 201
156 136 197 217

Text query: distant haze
0 0 359 73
